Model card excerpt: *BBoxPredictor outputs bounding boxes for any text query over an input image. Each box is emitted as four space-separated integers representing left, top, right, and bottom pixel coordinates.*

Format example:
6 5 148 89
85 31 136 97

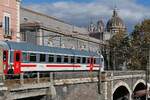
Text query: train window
87 58 95 64
40 54 46 62
77 57 81 63
88 58 90 63
64 56 68 63
101 58 103 62
48 55 54 63
56 55 61 63
3 51 6 61
71 56 75 63
82 57 86 63
29 53 36 62
96 58 100 64
16 53 20 61
94 58 96 64
22 52 28 62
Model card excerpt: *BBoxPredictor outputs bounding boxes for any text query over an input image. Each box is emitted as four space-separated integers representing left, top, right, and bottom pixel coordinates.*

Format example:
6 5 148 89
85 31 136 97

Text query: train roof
4 41 99 57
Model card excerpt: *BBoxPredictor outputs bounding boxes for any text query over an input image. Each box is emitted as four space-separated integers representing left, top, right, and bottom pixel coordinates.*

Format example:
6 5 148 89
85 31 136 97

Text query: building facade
20 8 104 52
88 19 105 40
0 0 21 41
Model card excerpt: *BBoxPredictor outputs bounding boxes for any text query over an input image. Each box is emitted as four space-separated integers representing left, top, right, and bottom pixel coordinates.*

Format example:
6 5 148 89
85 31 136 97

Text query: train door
3 50 8 74
14 50 21 74
0 48 3 74
88 57 94 72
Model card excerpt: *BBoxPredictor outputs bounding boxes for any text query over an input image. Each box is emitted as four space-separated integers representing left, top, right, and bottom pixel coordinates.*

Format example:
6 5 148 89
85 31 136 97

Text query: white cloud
22 0 150 32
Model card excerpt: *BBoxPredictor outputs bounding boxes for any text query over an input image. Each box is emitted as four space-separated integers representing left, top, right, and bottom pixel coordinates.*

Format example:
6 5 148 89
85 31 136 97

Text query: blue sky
22 0 150 32
136 0 150 7
22 0 94 4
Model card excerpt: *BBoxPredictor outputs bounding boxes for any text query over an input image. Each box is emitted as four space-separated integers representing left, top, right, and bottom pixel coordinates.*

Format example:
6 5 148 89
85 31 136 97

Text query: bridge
0 71 149 100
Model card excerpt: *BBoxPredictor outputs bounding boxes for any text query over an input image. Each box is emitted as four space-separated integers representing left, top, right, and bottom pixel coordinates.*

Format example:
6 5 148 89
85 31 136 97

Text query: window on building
4 16 10 35
20 32 27 41
56 55 61 63
49 55 54 63
71 56 75 63
29 53 36 62
40 54 46 62
82 57 86 63
64 56 68 63
77 57 81 63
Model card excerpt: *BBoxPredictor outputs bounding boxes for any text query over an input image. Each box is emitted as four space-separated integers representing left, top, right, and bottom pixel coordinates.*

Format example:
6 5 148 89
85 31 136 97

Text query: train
0 41 104 75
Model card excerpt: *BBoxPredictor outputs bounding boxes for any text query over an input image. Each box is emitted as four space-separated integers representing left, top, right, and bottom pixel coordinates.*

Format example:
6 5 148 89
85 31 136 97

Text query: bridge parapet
105 70 145 76
100 71 145 82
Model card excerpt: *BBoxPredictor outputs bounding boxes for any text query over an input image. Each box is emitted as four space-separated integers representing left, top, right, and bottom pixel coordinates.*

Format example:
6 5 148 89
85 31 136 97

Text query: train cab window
82 57 86 63
64 56 68 63
29 53 36 62
3 51 7 61
77 57 81 63
16 53 20 61
71 56 75 63
40 54 46 62
49 55 54 63
56 55 62 63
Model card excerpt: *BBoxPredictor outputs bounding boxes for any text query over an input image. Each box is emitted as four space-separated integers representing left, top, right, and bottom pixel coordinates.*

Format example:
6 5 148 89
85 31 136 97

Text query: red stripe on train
21 64 36 67
87 65 101 67
46 65 80 68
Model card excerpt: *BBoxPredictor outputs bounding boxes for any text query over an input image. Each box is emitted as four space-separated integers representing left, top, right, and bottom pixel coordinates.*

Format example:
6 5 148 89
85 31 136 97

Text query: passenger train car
0 41 104 75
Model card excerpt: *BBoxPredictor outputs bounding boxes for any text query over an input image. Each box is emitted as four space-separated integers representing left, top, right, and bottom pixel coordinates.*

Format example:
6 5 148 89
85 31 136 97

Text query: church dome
106 9 126 33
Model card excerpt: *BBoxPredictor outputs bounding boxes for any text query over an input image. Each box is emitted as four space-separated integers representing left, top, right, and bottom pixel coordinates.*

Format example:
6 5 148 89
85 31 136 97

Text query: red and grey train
0 41 104 75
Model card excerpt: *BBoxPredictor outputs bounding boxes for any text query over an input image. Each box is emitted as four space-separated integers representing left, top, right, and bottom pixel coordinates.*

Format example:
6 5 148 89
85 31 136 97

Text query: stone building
106 8 126 34
0 0 21 41
20 7 105 52
89 19 105 40
88 8 126 40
